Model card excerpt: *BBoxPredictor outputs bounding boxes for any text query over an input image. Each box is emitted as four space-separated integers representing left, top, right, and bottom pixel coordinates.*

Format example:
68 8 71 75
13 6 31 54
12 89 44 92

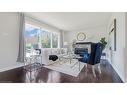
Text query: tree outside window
41 30 51 48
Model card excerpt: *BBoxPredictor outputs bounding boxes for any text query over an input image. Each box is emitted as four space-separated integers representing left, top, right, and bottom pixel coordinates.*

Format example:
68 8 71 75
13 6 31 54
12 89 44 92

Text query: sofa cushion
49 55 58 61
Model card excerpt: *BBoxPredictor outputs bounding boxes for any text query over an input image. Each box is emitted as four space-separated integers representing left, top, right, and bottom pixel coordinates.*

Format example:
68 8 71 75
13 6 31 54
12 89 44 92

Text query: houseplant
99 37 107 50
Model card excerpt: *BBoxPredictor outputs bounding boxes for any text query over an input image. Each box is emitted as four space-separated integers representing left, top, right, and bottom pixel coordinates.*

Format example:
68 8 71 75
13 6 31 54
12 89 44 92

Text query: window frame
25 22 60 49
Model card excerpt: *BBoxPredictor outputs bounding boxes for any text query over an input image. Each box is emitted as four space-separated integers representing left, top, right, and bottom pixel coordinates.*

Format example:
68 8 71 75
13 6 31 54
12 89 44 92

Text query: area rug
43 59 85 77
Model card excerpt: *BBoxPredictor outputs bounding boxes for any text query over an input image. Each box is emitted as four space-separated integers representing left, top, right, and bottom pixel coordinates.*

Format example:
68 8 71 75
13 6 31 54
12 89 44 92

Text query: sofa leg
59 58 62 65
79 61 80 71
98 63 101 74
92 66 96 77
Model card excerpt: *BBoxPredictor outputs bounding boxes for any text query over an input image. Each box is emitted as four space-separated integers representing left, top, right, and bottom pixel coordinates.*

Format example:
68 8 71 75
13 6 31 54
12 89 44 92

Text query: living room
0 12 127 83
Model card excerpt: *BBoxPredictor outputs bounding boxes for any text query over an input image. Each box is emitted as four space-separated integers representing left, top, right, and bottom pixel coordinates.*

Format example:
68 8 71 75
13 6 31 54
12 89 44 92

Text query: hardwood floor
0 60 123 83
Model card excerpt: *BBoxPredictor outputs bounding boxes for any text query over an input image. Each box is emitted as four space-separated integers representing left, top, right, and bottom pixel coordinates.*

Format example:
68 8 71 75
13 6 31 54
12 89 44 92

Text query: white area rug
44 59 85 77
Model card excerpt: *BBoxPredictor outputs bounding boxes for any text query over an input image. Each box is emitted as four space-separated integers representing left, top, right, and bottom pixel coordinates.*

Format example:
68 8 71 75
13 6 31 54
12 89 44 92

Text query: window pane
52 32 58 48
25 24 40 57
41 30 51 48
25 24 40 49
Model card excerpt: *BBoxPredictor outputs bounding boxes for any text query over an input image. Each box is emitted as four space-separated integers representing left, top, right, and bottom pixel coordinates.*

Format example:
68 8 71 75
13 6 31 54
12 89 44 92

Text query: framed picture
109 19 116 51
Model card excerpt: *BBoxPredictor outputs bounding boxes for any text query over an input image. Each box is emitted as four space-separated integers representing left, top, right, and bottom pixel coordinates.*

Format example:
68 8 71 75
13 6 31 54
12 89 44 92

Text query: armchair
77 43 103 77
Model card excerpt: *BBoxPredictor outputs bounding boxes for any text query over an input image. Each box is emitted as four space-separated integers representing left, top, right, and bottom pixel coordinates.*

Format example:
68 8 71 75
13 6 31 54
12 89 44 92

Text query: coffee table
62 54 82 63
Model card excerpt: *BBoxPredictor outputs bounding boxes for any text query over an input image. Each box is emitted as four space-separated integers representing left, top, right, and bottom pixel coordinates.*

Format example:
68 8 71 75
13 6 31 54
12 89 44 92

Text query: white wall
125 13 127 82
0 13 20 70
64 26 108 43
107 12 126 82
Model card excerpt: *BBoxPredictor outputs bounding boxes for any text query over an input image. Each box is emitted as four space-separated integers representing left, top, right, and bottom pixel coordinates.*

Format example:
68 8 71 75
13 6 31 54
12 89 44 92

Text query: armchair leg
98 63 101 74
92 66 96 77
85 64 88 76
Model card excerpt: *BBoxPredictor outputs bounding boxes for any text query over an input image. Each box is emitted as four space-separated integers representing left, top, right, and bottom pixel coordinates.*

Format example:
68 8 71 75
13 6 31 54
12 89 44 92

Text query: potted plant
99 37 107 50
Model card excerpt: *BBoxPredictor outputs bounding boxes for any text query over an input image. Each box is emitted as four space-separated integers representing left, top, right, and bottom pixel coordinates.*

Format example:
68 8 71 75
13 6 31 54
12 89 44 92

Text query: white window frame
25 22 60 49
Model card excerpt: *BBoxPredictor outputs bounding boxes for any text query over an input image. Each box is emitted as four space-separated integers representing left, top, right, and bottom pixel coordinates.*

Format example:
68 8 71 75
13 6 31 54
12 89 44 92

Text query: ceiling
26 12 112 32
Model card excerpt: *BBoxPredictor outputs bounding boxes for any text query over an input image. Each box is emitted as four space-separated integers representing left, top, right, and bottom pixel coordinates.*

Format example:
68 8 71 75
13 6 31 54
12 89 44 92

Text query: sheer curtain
60 30 64 48
17 13 25 62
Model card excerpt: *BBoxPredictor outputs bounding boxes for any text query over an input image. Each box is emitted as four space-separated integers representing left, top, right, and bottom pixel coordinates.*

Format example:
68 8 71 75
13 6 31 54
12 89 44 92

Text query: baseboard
110 63 125 82
0 62 24 73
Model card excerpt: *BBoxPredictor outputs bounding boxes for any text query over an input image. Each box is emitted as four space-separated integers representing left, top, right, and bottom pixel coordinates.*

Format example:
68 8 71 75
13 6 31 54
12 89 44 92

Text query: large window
41 30 51 48
25 24 40 50
25 23 59 50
